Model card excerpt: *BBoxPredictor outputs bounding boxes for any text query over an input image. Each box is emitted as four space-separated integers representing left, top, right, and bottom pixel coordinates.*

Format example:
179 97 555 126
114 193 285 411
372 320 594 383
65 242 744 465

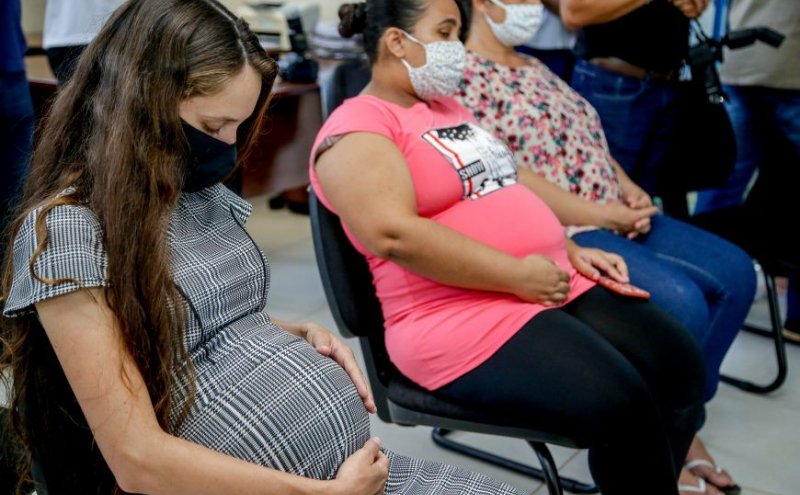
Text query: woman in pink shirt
311 1 705 494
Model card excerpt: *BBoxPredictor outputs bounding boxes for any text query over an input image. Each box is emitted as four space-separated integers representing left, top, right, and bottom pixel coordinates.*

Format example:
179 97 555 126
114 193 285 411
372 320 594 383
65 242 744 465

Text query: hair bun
338 2 367 38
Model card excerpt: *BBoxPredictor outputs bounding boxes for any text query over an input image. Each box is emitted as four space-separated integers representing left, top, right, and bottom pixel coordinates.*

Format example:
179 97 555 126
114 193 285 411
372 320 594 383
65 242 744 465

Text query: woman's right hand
332 438 390 495
514 255 572 305
601 202 660 239
668 0 709 19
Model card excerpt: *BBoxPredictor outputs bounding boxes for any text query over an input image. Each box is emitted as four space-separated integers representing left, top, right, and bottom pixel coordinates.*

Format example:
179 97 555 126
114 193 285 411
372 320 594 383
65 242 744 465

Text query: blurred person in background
516 1 577 81
43 0 125 82
563 0 709 195
1 0 34 271
694 0 800 344
1 3 34 492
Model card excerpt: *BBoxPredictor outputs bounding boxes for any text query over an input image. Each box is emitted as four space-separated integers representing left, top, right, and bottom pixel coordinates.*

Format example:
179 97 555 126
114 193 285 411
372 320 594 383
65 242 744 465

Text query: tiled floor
250 199 799 495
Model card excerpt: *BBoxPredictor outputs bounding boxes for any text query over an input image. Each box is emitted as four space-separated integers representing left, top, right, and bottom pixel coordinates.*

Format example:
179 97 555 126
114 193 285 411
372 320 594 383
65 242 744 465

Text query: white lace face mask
485 0 544 47
401 31 466 101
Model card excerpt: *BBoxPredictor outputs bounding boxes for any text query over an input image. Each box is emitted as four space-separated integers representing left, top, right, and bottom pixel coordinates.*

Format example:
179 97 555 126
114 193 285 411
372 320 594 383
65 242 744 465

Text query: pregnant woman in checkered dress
0 1 521 494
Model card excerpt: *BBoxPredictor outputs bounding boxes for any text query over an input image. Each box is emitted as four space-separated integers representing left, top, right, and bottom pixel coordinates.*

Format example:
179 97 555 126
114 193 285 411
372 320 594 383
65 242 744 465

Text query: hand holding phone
595 274 651 299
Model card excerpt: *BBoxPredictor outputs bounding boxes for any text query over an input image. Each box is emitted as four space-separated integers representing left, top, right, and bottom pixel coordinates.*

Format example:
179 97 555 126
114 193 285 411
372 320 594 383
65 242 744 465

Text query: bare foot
686 436 738 491
679 468 724 495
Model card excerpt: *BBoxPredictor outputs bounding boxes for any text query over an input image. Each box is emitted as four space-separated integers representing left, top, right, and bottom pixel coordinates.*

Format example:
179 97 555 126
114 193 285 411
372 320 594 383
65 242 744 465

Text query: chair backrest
689 205 799 274
0 406 28 495
309 191 401 421
21 334 117 495
326 59 371 116
309 191 384 340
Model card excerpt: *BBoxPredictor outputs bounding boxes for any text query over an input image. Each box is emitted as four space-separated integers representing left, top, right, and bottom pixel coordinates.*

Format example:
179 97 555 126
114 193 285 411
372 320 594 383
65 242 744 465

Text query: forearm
133 431 332 495
90 377 337 495
561 0 649 28
611 159 635 188
374 215 529 297
517 168 605 227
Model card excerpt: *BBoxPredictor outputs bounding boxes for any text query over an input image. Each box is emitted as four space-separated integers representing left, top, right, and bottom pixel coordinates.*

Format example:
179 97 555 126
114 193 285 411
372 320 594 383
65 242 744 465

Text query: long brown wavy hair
0 0 277 491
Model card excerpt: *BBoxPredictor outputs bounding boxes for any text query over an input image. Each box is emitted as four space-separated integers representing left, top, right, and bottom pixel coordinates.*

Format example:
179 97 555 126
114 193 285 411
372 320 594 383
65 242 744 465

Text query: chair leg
721 270 788 394
431 428 598 494
530 441 564 495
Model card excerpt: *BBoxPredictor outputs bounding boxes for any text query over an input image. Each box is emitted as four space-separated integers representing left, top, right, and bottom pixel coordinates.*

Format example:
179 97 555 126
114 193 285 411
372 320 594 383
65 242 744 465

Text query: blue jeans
695 85 800 323
573 215 756 401
695 85 800 211
571 59 678 195
0 71 34 259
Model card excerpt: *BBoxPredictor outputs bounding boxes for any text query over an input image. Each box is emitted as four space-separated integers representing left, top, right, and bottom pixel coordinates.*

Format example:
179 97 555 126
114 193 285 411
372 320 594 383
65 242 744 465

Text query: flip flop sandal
685 459 742 495
679 477 708 494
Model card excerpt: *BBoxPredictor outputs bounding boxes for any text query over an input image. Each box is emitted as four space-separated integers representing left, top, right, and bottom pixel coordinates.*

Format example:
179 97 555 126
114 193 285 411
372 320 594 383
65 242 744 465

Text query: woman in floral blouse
456 1 754 494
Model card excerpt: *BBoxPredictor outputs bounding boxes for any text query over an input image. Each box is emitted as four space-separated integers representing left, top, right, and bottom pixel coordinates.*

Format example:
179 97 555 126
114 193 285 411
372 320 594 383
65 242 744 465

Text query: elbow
111 450 152 494
107 435 162 494
560 1 591 29
111 456 147 494
366 230 405 261
360 221 414 261
561 17 582 31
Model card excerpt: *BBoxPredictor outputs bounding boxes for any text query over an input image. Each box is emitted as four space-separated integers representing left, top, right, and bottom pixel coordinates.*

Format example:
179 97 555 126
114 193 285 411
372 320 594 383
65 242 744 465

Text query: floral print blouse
456 51 623 206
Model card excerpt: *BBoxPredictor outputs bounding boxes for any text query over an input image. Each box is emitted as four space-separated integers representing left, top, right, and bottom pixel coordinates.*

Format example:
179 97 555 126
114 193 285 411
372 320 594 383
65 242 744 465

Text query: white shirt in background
522 10 576 51
42 0 125 49
720 0 800 90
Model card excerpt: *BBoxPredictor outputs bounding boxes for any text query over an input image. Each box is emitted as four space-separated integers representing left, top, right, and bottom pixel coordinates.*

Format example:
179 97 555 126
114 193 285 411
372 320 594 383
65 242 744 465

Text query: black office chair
0 406 32 495
309 191 598 495
324 58 372 118
683 131 799 394
15 332 117 495
689 204 796 394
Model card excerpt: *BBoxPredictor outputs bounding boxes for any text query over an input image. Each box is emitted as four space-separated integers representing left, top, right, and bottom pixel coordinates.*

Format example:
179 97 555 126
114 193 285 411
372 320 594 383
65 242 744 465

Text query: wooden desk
241 80 321 199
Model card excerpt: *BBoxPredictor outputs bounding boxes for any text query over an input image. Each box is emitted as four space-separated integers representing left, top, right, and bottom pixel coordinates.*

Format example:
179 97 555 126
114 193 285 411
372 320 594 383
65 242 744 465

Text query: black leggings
435 287 706 495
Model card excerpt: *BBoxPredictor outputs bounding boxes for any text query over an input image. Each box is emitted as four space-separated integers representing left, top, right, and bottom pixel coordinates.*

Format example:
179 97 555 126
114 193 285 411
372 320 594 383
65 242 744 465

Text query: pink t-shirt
309 95 595 390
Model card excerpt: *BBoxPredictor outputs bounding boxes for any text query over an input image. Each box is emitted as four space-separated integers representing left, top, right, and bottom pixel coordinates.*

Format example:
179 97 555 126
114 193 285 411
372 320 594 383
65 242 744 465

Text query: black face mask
181 119 237 193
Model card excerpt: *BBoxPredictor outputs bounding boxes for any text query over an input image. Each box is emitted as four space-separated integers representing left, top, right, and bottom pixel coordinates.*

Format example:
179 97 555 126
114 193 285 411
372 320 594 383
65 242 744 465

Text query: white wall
21 0 47 33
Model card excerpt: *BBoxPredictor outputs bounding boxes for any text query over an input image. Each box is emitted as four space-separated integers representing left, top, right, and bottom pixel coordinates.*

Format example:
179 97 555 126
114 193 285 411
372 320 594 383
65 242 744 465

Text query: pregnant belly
433 184 568 259
174 324 370 480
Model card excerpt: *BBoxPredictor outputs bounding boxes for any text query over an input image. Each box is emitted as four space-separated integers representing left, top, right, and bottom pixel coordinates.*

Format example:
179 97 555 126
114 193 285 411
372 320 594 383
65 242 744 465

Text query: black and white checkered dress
4 184 522 494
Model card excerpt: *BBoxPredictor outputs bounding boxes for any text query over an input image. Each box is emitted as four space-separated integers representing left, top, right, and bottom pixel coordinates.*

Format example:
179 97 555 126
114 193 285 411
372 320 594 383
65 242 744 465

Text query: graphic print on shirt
423 122 518 200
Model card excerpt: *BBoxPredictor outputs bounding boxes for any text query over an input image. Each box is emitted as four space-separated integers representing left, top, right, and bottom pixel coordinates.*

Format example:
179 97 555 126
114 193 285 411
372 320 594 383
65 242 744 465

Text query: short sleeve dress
3 184 523 494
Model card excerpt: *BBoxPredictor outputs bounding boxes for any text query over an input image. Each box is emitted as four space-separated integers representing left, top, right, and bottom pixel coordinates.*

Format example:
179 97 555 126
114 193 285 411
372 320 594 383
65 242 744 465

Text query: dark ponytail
338 3 368 38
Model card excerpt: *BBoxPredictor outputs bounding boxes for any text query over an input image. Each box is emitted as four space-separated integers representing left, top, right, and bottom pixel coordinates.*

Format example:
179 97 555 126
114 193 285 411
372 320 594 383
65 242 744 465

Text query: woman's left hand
304 322 377 413
568 246 629 283
619 180 657 238
621 180 654 211
275 318 377 413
